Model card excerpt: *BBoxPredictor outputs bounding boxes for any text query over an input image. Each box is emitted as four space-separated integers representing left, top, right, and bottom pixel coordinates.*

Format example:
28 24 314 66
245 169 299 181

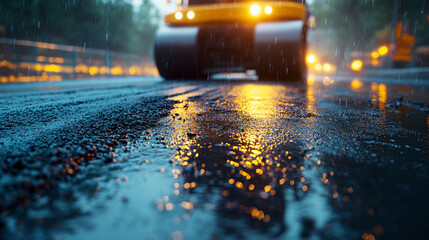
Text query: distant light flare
378 45 389 56
306 54 316 64
351 60 363 71
44 64 60 73
351 79 363 89
371 59 380 67
322 76 334 86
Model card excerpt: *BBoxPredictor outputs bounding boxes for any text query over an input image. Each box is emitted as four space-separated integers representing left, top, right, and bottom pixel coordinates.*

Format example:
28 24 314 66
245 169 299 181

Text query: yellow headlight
187 11 195 20
306 54 316 64
264 6 273 14
250 4 261 16
175 12 183 20
323 63 332 72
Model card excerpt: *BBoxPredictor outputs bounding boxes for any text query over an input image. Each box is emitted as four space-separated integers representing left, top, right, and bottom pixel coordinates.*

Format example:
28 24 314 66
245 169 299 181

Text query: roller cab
154 0 308 81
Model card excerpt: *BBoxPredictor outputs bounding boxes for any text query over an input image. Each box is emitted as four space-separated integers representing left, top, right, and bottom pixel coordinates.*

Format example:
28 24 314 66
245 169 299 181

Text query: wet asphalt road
0 75 428 240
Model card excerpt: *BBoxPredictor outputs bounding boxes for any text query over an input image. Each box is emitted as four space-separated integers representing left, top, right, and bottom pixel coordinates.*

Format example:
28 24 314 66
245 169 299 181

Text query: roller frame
154 21 307 82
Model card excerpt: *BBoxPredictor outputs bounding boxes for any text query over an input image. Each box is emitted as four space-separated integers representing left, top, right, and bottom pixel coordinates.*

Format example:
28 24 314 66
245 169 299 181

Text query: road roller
154 0 308 81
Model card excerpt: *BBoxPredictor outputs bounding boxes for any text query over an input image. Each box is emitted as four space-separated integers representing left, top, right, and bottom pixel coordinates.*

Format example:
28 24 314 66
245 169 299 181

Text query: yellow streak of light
0 75 62 83
54 57 64 64
0 60 17 69
378 84 387 110
307 88 315 112
89 66 99 76
62 66 74 74
111 66 123 75
34 63 44 72
44 64 60 73
75 64 88 73
307 75 315 85
129 67 136 75
371 83 378 91
99 66 109 75
37 56 47 62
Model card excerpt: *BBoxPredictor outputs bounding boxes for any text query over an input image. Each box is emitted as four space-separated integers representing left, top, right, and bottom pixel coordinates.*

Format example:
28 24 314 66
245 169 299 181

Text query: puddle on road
58 83 347 240
3 77 428 240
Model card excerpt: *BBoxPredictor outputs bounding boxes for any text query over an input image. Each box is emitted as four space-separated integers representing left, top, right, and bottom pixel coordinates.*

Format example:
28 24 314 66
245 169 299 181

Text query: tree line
310 0 429 54
0 0 160 55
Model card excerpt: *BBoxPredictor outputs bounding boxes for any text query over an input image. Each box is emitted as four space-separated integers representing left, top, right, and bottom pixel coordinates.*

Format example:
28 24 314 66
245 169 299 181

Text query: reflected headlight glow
250 4 261 16
175 12 183 20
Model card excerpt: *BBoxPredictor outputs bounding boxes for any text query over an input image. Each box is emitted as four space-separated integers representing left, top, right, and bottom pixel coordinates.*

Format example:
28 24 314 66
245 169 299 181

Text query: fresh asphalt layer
0 75 428 240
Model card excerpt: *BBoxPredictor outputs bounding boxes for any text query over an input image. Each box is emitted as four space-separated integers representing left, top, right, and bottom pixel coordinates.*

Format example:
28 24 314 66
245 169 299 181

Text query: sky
131 0 175 15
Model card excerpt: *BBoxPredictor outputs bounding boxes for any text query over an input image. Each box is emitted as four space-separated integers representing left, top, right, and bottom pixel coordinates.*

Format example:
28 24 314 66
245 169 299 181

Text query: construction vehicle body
154 0 308 81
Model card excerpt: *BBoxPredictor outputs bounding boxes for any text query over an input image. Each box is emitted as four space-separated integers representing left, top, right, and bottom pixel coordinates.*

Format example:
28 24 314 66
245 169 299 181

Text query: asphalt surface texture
0 74 428 240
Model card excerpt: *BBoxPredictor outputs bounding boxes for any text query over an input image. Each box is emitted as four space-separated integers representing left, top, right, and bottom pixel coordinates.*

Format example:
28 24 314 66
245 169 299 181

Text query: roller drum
154 26 200 80
255 21 307 82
